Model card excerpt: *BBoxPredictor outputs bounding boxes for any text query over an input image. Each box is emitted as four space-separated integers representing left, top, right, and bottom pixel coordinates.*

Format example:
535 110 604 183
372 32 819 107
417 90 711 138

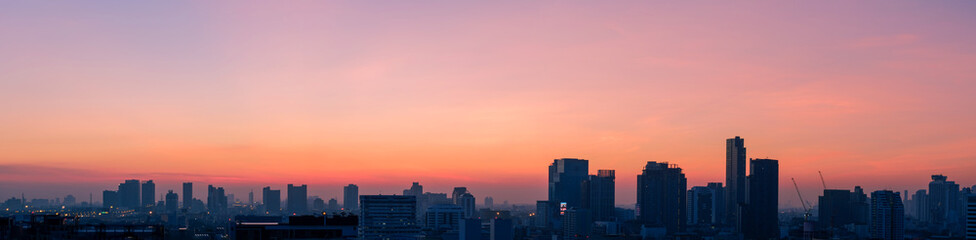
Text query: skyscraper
328 198 339 213
549 158 589 227
744 158 778 240
359 195 420 240
287 184 308 214
707 182 726 224
913 190 930 222
929 174 960 228
490 218 514 240
589 169 615 222
459 193 477 218
141 180 155 208
207 185 227 212
165 190 179 213
687 186 714 226
637 161 687 234
182 182 192 210
344 184 359 211
404 182 423 196
726 136 746 233
453 187 469 205
263 186 281 214
819 189 853 230
870 190 904 240
485 196 494 209
118 179 141 209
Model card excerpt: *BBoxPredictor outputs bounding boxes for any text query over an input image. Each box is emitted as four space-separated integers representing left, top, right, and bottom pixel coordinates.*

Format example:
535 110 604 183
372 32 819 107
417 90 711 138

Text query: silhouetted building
490 218 513 240
819 189 853 230
459 193 477 218
687 186 714 226
929 174 961 229
484 196 494 209
460 218 481 240
312 197 325 211
63 195 75 206
637 161 686 235
404 182 423 197
453 187 469 205
536 201 551 228
563 208 592 240
726 136 747 234
913 190 929 222
870 190 904 240
708 182 726 224
589 169 615 222
852 186 870 227
287 184 308 214
328 198 339 213
966 194 976 240
359 195 419 240
207 185 227 212
425 204 463 231
118 179 140 209
102 190 118 208
344 184 359 211
549 158 589 228
262 186 281 214
140 180 154 208
165 190 178 213
182 182 192 210
744 158 778 240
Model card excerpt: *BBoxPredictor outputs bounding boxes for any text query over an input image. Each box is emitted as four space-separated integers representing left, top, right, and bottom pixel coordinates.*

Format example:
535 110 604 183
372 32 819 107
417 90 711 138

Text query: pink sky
1 1 975 207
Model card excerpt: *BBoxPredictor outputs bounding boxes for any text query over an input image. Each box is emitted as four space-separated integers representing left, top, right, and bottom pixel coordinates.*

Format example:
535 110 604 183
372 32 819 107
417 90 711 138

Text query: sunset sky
2 1 975 207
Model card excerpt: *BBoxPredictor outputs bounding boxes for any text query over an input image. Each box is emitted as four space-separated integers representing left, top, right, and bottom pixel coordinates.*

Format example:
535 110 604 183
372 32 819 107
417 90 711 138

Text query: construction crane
793 178 815 240
818 171 827 190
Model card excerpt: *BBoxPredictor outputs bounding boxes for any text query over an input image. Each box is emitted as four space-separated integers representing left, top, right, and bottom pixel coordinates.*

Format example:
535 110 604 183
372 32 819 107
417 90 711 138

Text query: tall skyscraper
207 185 227 212
744 158 778 240
344 184 359 211
165 190 179 213
913 190 930 222
929 174 961 227
852 186 870 226
637 161 687 234
118 179 141 209
549 158 589 227
725 136 746 233
459 193 477 218
707 182 726 224
589 169 615 222
262 186 281 214
141 180 155 208
870 190 905 240
182 182 193 210
359 195 420 240
287 184 308 214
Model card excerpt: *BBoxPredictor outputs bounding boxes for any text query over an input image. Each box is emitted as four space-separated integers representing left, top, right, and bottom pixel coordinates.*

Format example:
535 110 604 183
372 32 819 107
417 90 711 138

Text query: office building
328 198 339 213
344 184 359 211
819 189 853 230
288 184 308 214
459 193 477 218
490 218 513 240
460 218 481 240
425 204 464 231
453 187 469 205
118 179 140 209
263 186 281 214
404 182 423 196
744 158 778 240
589 169 615 222
687 186 714 226
563 208 592 240
141 180 155 208
549 158 589 229
207 185 227 212
929 175 961 227
165 190 178 213
182 182 192 210
359 195 419 240
966 194 975 240
637 161 687 234
485 196 494 209
726 136 746 233
102 190 118 208
913 190 929 222
870 190 904 240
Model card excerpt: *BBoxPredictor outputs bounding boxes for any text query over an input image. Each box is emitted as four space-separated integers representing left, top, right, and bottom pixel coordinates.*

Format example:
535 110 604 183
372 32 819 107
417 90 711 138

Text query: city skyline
3 1 976 208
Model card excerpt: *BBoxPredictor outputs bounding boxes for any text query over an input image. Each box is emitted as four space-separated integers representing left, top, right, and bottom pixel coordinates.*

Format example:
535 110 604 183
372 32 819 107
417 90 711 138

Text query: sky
1 1 976 208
